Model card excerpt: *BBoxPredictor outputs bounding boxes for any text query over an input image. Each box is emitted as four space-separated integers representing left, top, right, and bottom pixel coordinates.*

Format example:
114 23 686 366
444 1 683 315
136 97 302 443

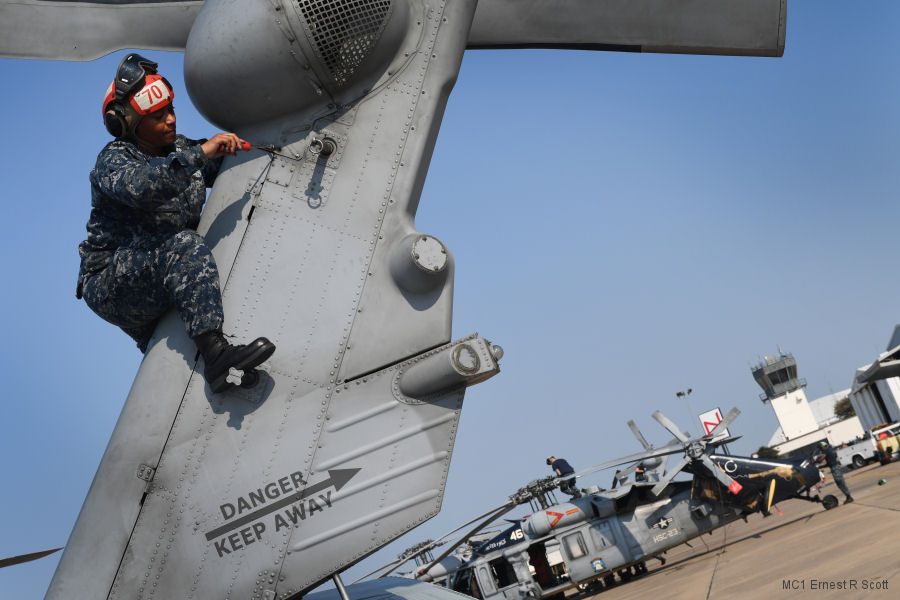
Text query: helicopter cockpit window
452 567 481 599
562 532 587 559
488 557 517 588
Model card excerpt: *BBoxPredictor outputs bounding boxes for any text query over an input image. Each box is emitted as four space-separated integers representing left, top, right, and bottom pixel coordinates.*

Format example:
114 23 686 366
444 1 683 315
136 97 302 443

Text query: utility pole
676 388 698 436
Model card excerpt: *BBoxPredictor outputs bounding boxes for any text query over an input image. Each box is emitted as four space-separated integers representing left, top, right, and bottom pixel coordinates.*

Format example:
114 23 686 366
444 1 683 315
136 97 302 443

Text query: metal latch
137 464 156 483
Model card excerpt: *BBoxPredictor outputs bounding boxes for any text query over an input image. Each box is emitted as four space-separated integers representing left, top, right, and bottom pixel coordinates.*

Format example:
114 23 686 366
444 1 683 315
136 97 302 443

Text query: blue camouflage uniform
76 134 225 352
817 445 853 501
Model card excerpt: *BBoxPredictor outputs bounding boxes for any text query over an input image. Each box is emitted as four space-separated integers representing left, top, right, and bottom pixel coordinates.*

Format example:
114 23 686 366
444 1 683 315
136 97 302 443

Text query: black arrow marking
204 468 360 541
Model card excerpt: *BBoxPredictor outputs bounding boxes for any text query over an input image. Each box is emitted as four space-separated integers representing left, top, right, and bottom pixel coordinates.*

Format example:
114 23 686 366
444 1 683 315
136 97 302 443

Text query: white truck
835 436 878 469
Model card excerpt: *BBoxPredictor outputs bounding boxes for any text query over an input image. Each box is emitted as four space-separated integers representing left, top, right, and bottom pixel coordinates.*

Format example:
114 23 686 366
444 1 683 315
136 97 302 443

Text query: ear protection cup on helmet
104 101 128 138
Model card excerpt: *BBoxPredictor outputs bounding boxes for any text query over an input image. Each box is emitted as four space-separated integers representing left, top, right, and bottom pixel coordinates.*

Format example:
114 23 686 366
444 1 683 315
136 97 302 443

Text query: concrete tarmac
579 460 900 600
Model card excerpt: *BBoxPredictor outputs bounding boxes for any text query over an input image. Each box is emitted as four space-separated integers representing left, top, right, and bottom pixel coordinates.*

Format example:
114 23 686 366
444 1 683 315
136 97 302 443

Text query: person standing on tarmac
547 456 582 498
76 54 275 393
814 440 854 504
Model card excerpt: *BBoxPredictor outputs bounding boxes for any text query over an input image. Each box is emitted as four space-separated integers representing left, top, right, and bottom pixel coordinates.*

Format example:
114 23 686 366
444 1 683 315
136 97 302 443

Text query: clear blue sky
2 1 899 597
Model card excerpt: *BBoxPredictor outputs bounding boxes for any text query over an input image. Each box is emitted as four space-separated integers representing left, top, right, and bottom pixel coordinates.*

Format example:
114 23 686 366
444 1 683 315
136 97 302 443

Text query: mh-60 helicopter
362 409 836 599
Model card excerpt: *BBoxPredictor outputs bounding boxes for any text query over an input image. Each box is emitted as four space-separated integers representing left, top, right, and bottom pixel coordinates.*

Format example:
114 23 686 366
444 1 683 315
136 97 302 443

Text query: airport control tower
751 350 818 440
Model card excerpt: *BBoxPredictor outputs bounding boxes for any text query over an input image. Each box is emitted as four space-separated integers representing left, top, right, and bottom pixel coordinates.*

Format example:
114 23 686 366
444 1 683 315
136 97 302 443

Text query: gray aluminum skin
0 1 786 599
469 0 786 56
0 1 205 60
0 0 786 61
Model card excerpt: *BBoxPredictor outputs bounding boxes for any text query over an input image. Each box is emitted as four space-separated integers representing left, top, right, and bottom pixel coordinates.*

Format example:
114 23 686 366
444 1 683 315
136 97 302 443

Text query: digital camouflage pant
559 477 581 498
829 465 852 499
82 230 224 352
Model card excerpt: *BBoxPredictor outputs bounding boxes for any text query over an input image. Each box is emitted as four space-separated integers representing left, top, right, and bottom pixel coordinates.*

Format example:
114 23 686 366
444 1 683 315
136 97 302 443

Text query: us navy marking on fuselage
205 468 360 558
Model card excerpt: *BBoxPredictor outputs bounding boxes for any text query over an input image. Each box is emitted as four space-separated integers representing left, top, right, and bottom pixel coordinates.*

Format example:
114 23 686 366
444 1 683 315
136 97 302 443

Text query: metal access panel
108 336 498 598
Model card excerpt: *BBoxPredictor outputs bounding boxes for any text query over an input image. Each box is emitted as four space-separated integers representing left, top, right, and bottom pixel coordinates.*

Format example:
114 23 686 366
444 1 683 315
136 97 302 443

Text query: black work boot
193 331 276 393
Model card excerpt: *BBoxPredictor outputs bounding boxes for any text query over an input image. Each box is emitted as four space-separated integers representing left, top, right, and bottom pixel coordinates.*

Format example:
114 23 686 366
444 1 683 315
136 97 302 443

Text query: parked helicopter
0 1 786 599
365 409 836 598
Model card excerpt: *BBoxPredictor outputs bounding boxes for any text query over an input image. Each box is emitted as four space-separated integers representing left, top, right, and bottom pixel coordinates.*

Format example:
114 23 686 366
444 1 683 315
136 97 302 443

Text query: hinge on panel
137 464 156 503
136 463 156 483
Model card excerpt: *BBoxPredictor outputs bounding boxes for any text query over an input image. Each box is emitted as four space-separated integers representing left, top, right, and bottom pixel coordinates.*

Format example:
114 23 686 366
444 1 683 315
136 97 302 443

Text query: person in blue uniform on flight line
547 455 581 498
814 440 854 504
76 54 275 393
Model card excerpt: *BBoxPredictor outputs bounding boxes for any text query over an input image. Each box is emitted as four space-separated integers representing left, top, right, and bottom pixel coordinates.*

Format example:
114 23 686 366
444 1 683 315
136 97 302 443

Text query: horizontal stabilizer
469 0 786 57
0 1 203 60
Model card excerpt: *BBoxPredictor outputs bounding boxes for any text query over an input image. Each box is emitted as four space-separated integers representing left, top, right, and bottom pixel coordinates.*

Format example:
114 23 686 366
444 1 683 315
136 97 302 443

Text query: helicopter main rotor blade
569 441 685 481
360 499 520 582
0 1 203 61
0 547 62 569
616 463 639 479
709 435 742 448
357 499 522 582
652 410 691 443
627 419 651 450
651 455 691 496
706 407 740 439
350 556 410 584
417 501 518 581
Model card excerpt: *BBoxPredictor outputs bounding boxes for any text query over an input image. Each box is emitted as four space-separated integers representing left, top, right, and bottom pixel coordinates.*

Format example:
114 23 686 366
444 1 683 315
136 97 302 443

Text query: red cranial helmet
102 54 174 139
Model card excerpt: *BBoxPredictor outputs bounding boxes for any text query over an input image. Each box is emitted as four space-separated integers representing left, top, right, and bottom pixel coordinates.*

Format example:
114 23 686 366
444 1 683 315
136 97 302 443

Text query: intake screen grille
298 0 392 86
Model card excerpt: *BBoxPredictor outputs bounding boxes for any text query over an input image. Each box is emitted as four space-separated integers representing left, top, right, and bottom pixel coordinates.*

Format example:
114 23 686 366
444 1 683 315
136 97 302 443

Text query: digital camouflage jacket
76 135 223 297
